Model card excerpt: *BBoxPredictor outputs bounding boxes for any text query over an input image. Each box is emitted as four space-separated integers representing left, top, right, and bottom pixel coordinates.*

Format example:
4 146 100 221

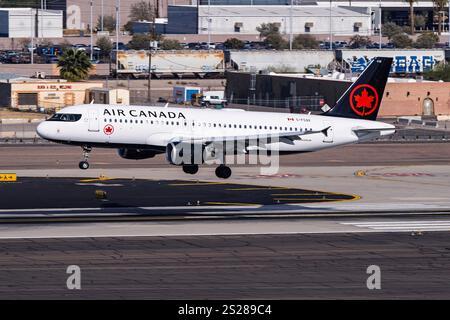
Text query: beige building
0 79 103 111
86 88 130 105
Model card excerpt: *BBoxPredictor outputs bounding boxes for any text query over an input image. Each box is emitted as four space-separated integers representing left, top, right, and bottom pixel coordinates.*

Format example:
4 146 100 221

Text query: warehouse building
168 5 371 35
0 8 63 38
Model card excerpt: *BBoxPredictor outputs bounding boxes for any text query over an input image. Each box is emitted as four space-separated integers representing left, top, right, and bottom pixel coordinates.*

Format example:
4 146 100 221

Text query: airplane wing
169 126 331 147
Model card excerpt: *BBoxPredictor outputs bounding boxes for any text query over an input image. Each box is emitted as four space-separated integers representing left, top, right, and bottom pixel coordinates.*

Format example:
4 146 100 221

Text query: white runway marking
341 220 450 232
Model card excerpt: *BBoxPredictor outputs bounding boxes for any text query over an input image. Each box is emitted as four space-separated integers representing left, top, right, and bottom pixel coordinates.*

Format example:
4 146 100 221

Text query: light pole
30 10 34 65
207 0 211 49
90 0 93 61
289 0 293 51
379 0 382 49
329 0 333 50
115 0 120 79
147 14 156 104
101 0 104 32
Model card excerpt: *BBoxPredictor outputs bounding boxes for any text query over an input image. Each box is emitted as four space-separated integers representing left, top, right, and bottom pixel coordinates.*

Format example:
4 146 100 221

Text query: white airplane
37 57 395 179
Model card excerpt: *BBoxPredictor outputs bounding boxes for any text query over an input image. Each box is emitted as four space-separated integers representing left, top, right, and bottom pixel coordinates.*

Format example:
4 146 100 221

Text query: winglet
164 103 169 108
90 99 94 104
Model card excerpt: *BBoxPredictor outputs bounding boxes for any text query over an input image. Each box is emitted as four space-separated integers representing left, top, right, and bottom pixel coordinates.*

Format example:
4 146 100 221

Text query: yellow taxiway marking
0 173 17 182
79 175 114 183
203 202 259 206
273 198 339 201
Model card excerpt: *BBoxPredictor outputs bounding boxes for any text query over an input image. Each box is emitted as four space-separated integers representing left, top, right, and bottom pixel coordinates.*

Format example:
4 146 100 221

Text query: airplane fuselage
37 104 395 153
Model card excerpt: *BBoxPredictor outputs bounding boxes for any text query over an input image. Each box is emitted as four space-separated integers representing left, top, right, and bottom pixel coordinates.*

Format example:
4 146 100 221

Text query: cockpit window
47 113 82 122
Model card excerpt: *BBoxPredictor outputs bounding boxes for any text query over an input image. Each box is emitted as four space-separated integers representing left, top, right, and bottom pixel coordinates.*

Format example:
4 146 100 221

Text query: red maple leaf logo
349 84 379 117
354 89 375 110
103 125 114 135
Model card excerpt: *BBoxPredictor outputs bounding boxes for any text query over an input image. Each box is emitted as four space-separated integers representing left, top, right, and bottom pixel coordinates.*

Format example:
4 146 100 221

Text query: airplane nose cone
36 121 50 139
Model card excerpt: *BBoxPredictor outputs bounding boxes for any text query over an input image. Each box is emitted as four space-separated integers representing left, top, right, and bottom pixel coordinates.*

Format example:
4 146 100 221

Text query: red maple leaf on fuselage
354 88 375 110
105 126 113 133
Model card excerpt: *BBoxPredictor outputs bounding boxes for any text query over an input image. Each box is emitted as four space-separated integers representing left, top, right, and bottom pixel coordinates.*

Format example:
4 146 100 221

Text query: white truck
201 91 227 107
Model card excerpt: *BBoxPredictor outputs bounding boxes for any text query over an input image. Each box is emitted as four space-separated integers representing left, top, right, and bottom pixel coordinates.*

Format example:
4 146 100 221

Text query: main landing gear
182 164 199 175
79 146 92 170
215 165 232 179
181 164 232 179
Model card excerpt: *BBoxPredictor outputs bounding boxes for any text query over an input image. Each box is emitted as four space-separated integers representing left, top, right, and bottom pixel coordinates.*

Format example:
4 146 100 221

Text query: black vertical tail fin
325 57 393 121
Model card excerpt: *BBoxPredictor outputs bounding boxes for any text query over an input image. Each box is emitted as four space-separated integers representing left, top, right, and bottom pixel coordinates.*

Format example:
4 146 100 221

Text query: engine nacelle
166 142 217 165
118 148 157 160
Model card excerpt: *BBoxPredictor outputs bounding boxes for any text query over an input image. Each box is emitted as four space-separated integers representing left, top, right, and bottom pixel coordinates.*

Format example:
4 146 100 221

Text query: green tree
414 14 427 30
256 23 281 39
382 22 403 39
265 33 287 50
415 31 439 48
224 38 245 49
349 35 372 49
129 1 155 21
96 15 116 33
57 48 92 81
391 33 414 48
96 36 113 59
127 33 161 50
404 0 418 34
159 39 182 50
424 62 450 81
256 23 287 50
433 0 448 35
292 34 319 49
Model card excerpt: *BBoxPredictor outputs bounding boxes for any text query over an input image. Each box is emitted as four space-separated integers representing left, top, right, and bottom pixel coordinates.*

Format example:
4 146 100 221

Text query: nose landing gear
215 165 232 179
79 146 92 170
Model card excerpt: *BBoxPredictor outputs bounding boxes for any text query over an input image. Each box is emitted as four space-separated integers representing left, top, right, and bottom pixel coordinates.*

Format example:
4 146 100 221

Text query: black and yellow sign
0 173 17 182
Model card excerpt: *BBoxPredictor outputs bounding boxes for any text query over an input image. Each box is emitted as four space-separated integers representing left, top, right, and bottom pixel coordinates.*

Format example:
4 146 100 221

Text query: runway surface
1 142 450 169
1 232 449 299
1 142 450 299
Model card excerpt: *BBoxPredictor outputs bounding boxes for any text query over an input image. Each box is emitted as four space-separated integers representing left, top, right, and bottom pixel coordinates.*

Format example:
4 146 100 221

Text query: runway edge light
0 173 17 182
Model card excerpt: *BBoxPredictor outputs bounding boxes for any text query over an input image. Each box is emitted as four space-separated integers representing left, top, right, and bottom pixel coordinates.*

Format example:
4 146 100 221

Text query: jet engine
166 142 218 165
118 148 158 160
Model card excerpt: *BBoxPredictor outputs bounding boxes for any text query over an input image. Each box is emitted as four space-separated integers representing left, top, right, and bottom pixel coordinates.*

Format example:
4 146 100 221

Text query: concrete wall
115 50 225 75
230 50 335 72
0 64 109 77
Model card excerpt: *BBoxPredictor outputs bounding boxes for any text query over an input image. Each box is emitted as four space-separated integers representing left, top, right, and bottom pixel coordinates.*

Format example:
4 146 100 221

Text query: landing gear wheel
79 161 89 170
79 145 92 170
183 164 199 175
215 165 232 179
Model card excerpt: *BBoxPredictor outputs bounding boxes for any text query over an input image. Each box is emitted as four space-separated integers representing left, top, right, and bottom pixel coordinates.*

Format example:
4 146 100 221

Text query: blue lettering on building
348 55 437 74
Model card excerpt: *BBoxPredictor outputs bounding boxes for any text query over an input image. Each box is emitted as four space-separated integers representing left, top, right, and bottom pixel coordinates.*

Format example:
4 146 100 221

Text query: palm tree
405 0 418 34
57 48 93 82
433 0 449 35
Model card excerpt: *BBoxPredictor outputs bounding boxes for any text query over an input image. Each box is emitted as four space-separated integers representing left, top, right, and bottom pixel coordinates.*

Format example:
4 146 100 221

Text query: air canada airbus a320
37 57 395 179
